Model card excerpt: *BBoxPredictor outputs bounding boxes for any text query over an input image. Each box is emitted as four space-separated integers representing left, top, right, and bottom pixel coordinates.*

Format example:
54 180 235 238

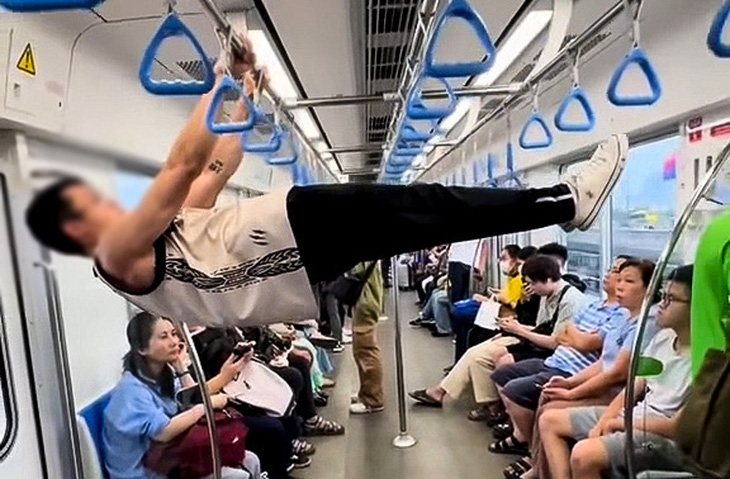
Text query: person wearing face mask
474 245 524 310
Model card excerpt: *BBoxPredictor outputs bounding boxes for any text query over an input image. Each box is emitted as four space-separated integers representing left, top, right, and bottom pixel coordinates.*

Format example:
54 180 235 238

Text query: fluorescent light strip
248 30 322 144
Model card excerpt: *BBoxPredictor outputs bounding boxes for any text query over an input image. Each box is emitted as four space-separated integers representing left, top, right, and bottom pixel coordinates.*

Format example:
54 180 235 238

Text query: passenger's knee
570 440 604 474
539 408 566 436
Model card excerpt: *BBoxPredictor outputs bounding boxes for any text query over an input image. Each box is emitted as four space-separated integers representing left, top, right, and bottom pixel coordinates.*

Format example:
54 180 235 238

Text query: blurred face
657 281 691 330
615 266 647 312
61 184 124 248
602 258 627 295
524 276 556 297
500 250 518 276
140 319 181 365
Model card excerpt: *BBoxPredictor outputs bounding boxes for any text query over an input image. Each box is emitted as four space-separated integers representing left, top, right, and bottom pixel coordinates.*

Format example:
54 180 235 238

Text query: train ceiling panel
91 0 204 21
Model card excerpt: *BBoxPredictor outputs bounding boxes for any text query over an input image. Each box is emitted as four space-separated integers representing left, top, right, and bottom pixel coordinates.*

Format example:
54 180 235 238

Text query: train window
612 136 681 262
114 170 154 210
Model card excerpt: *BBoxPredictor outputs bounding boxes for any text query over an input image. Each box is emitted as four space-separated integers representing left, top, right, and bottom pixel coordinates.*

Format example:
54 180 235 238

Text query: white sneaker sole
573 134 629 231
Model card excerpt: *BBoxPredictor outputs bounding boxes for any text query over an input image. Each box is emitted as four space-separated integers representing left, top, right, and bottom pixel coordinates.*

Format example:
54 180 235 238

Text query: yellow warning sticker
16 43 36 76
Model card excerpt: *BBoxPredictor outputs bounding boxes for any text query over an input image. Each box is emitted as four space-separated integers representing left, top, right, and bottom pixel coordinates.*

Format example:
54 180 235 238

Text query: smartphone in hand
232 341 255 360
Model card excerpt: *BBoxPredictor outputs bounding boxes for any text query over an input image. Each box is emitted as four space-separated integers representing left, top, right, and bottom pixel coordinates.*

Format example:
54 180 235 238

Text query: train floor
297 290 516 479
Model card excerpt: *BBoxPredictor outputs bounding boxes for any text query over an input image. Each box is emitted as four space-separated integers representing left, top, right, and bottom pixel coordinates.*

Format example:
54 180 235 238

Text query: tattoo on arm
208 159 224 174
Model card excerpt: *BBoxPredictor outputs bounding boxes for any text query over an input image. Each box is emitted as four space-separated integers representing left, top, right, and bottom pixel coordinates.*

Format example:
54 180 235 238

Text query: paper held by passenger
473 299 501 330
224 361 293 417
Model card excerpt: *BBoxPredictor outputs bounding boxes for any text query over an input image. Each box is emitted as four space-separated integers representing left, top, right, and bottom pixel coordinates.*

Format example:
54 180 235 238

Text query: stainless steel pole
390 257 417 448
178 322 222 479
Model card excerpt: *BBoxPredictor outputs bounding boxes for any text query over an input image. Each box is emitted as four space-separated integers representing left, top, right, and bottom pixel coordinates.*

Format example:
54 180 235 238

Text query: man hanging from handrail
25 34 630 329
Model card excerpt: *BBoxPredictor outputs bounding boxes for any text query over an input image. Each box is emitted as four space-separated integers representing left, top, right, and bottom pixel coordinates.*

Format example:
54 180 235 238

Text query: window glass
114 171 153 210
612 136 681 262
563 162 605 298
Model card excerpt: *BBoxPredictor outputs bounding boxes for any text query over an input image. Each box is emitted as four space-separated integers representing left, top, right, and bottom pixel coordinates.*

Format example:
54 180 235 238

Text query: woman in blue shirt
103 312 255 479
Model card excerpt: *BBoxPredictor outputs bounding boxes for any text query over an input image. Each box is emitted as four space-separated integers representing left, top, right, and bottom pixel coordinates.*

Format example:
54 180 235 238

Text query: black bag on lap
325 261 378 307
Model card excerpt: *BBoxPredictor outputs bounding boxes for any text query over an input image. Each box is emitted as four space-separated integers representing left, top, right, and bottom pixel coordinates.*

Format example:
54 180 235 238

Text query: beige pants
353 324 385 408
440 335 520 404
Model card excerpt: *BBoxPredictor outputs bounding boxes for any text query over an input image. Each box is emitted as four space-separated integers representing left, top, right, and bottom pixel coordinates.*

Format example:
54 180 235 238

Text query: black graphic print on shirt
165 247 304 292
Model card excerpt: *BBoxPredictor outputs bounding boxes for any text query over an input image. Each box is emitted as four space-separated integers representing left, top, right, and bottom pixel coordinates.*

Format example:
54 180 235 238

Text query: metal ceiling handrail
195 0 339 181
416 0 628 181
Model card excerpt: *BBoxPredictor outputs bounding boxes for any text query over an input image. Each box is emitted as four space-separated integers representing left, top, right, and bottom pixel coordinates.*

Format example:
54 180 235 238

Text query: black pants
448 261 471 303
242 415 296 479
272 354 317 420
287 183 574 283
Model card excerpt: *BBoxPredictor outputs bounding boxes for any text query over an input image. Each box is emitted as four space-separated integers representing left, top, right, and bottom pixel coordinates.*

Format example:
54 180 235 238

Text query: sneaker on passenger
332 342 344 353
562 133 629 232
349 401 385 415
321 377 336 388
288 453 312 470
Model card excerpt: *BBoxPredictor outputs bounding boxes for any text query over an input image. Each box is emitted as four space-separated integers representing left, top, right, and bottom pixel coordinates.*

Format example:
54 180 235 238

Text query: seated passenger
407 255 585 420
462 245 525 350
103 312 261 479
507 256 649 479
538 243 589 293
193 327 313 477
488 260 635 457
540 265 693 479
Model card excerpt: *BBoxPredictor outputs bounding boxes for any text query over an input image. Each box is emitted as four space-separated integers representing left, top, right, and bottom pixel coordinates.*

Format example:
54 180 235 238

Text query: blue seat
79 392 113 479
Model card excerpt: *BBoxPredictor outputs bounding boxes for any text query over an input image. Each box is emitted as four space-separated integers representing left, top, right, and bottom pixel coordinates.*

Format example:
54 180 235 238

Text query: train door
0 134 48 478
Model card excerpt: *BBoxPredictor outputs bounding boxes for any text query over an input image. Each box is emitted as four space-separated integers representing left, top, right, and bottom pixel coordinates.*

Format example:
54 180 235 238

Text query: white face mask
499 261 511 275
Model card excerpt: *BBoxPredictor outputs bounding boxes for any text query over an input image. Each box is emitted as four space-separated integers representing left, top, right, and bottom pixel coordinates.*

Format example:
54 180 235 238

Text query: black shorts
491 358 570 410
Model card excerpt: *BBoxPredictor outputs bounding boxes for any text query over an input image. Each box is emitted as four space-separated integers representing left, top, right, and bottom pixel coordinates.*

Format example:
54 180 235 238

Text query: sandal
503 457 531 479
292 439 317 457
303 415 345 436
493 421 514 440
489 435 529 456
408 389 443 407
467 406 492 422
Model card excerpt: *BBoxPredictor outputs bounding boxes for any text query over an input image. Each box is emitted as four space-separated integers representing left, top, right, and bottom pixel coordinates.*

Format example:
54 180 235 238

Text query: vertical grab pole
178 321 222 479
391 256 418 449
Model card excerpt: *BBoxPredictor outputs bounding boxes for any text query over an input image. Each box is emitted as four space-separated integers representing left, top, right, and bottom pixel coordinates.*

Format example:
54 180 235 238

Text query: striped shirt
544 300 626 375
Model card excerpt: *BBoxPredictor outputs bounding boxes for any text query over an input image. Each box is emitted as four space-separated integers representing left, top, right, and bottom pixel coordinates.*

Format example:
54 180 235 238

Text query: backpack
676 344 730 478
325 262 378 307
562 273 588 293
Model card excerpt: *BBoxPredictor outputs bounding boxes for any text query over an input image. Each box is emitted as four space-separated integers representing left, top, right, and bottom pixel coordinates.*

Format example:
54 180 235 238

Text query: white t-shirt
633 328 691 420
448 240 480 266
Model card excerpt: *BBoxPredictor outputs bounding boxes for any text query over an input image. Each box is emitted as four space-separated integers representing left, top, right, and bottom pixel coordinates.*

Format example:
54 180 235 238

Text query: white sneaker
562 134 629 232
350 394 360 404
349 401 385 414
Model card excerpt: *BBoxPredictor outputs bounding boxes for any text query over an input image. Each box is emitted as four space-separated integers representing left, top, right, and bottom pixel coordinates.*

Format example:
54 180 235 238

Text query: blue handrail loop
400 123 433 143
424 0 497 78
519 113 553 150
206 76 257 134
606 47 662 106
486 153 498 187
241 112 283 153
407 77 457 120
0 0 104 10
555 87 596 132
268 127 298 166
390 154 416 167
709 0 730 57
139 13 215 96
503 142 524 189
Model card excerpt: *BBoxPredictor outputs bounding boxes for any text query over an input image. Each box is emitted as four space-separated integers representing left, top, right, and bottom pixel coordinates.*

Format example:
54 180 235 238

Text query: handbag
143 407 248 479
325 261 378 307
507 285 571 362
676 343 730 479
224 360 295 417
